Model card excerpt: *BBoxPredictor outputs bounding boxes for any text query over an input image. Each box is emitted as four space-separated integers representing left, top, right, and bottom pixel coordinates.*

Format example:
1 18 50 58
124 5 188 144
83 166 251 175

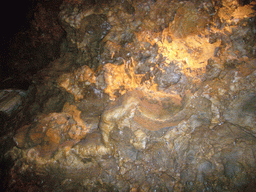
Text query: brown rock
28 125 45 146
13 125 30 148
46 128 61 144
170 2 210 38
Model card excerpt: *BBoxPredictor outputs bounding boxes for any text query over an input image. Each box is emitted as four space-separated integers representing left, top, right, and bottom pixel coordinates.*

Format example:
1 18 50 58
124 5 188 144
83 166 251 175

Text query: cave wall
3 0 256 191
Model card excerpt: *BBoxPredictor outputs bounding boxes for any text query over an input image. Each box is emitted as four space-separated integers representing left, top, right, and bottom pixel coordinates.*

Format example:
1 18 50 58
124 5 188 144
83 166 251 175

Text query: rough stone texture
4 0 256 191
0 89 27 117
224 92 256 129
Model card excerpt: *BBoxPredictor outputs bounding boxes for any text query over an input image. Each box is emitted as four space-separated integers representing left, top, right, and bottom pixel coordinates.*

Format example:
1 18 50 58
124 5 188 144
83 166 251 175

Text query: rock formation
2 0 256 191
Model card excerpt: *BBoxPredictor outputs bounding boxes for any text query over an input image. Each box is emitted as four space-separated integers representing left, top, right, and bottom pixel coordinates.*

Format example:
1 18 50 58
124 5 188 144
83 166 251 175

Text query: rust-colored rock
13 108 92 158
13 125 30 148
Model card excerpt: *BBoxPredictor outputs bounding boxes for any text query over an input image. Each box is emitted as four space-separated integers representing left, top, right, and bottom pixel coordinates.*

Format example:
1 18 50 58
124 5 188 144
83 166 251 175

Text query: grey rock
0 89 27 117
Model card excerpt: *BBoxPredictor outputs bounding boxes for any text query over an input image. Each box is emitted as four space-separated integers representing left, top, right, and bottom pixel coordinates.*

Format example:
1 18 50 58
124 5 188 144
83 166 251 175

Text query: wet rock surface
2 0 256 191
